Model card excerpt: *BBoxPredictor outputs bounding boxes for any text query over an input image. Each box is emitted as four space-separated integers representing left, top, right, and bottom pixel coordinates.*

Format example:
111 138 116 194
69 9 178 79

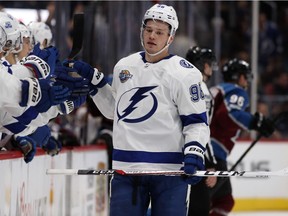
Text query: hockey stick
65 13 89 96
68 13 84 59
46 167 288 178
229 111 288 172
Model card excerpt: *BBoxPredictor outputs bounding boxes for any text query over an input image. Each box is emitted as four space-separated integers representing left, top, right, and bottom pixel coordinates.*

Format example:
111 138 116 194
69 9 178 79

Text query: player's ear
167 35 174 45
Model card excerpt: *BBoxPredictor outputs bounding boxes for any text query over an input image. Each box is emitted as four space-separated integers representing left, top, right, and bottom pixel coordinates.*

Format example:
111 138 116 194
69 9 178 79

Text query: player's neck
145 51 169 63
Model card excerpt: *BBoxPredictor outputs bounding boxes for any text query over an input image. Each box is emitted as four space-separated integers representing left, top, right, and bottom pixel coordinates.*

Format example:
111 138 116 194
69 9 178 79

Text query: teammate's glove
29 43 59 74
52 66 90 98
28 125 51 147
12 136 37 163
20 77 71 113
182 143 205 185
42 136 62 156
64 60 107 96
59 95 87 114
21 55 50 79
250 112 275 137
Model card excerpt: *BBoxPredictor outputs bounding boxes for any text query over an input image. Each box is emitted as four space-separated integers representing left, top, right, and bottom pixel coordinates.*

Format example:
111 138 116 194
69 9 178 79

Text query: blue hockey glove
13 136 37 163
29 43 59 74
64 60 107 96
182 143 205 185
20 77 71 112
59 95 87 114
28 125 51 147
42 136 62 156
250 112 275 137
52 66 90 98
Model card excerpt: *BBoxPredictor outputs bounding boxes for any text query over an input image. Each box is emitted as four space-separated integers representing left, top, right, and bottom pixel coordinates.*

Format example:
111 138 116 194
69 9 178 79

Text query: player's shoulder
219 83 249 101
164 55 201 79
115 52 143 67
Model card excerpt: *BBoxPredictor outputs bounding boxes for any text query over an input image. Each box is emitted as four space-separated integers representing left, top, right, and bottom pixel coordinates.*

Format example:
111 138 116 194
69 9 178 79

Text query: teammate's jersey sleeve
0 66 22 109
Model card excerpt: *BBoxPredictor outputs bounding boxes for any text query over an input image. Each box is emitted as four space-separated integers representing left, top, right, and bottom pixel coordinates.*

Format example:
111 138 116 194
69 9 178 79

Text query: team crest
119 70 133 83
5 21 12 29
180 59 193 68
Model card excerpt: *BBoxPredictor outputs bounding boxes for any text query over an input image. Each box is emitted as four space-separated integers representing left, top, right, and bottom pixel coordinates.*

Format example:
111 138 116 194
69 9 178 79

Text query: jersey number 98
190 83 204 102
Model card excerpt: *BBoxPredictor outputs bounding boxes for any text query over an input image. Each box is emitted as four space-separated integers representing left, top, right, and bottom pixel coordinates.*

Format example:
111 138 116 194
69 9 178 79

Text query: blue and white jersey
0 60 60 136
0 63 23 109
94 51 210 171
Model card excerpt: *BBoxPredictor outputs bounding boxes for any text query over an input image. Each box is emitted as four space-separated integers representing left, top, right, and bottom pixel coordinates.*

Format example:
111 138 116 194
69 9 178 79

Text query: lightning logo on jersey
117 86 158 123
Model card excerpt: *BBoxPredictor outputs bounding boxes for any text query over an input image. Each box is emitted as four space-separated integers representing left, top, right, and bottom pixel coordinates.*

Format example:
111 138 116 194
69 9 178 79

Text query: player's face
143 20 170 55
20 37 32 57
203 63 213 81
238 74 249 89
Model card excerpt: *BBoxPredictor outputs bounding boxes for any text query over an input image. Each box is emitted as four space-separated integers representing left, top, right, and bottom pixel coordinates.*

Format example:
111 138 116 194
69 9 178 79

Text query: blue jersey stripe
4 122 27 134
180 111 208 127
14 107 38 125
113 149 184 164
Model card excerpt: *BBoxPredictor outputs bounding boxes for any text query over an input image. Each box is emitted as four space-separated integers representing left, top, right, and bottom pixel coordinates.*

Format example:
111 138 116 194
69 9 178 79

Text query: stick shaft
46 168 288 178
68 13 84 59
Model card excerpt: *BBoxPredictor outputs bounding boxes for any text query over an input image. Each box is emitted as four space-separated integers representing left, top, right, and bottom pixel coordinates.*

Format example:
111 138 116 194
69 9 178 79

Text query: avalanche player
209 58 275 216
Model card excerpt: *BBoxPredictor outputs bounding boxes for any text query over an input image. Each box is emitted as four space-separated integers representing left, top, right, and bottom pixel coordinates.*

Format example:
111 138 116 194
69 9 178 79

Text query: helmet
142 4 178 35
19 23 31 39
186 46 217 72
13 22 32 53
222 58 252 82
0 26 6 51
0 12 21 53
28 21 52 47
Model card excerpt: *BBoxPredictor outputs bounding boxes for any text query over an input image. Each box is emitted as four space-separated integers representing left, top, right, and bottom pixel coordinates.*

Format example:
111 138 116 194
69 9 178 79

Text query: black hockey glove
250 112 275 137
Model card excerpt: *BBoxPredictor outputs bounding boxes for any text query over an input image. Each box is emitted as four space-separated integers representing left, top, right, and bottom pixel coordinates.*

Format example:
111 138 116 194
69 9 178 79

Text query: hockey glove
13 136 37 163
250 112 275 137
28 125 51 148
64 60 107 96
182 143 205 185
53 66 90 98
59 95 87 115
29 43 59 75
20 77 71 113
42 136 62 156
21 55 50 79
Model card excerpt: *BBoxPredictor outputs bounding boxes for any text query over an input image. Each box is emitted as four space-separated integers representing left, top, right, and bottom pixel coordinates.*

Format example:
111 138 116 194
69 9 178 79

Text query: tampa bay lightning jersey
0 63 23 109
209 82 254 160
0 60 59 136
104 51 210 171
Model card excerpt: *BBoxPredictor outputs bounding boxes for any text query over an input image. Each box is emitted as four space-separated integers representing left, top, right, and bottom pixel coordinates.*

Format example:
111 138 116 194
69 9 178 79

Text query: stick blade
68 13 84 59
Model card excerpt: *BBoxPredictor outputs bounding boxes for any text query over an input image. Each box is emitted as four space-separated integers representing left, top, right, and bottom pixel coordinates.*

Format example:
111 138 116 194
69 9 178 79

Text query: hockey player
185 46 218 216
65 3 209 216
0 12 70 113
0 12 88 162
209 58 275 216
28 21 53 49
4 22 32 64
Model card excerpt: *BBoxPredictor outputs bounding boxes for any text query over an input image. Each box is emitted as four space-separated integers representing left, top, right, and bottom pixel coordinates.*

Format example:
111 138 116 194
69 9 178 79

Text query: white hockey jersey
93 52 210 171
0 59 60 136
